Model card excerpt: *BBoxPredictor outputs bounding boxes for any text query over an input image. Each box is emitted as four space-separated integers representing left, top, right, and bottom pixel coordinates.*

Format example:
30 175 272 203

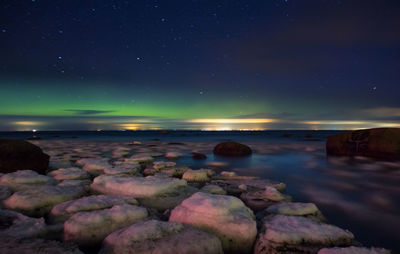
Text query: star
1 29 6 33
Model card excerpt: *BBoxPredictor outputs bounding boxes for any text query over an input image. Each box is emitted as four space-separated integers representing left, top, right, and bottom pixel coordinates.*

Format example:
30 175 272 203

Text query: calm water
1 130 399 252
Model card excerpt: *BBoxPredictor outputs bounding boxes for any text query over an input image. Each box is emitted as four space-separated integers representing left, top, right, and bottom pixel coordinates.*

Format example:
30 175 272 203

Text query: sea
1 130 399 252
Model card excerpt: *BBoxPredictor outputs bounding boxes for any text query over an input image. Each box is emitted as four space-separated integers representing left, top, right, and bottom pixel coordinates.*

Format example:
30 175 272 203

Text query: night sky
1 0 400 131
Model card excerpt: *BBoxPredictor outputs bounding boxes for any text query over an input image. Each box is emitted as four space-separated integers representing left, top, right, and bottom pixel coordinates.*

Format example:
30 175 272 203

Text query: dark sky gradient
1 0 399 130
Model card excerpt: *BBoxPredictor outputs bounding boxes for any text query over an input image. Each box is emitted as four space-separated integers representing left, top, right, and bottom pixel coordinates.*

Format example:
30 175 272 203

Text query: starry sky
1 0 400 131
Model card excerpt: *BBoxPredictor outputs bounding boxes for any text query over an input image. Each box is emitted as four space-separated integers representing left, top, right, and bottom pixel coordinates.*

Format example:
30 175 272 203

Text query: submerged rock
3 185 86 216
254 215 354 254
0 170 58 192
170 192 257 254
0 238 83 254
213 141 252 157
0 209 48 238
326 128 400 160
50 195 139 223
48 167 90 181
0 139 49 174
211 179 286 195
64 204 148 246
318 246 391 254
100 219 223 254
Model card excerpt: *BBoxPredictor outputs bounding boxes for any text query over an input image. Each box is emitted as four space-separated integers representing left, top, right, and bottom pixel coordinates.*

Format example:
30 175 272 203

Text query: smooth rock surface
318 247 391 254
201 184 227 195
0 170 58 192
48 167 90 180
170 192 257 254
0 209 48 238
100 220 224 254
0 238 83 254
182 169 210 182
50 195 139 223
213 141 252 157
64 204 148 245
77 158 111 176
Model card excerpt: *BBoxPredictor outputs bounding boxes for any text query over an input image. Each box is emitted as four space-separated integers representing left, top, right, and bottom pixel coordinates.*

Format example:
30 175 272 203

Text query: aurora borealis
1 0 399 131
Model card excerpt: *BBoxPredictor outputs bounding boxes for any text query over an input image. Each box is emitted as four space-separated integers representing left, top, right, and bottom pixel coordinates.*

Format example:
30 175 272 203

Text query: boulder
153 161 176 170
50 194 139 223
213 141 252 157
201 184 227 195
160 166 190 178
182 169 210 182
211 179 286 196
254 215 354 254
100 220 223 254
0 170 58 192
0 186 12 203
0 209 48 238
170 192 257 254
3 185 86 216
90 174 187 198
326 128 400 160
165 151 184 159
104 164 140 175
0 139 49 174
76 158 111 176
64 204 148 246
192 152 207 159
318 246 391 254
240 186 291 212
0 238 83 254
48 167 90 181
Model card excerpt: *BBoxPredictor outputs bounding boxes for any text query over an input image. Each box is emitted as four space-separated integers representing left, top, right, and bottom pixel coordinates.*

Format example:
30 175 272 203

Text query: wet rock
3 185 86 217
48 167 90 181
213 141 252 157
0 139 49 174
201 184 227 195
213 171 258 181
76 158 111 176
50 194 139 223
254 215 354 254
192 152 207 159
170 192 257 254
182 169 210 182
64 204 148 246
259 202 326 223
165 151 184 159
100 219 223 254
91 174 187 198
0 238 83 254
160 166 190 178
0 186 12 203
326 128 400 160
318 246 391 254
0 209 47 238
49 160 73 170
153 161 176 170
104 164 140 175
211 179 286 196
240 186 291 212
0 170 58 192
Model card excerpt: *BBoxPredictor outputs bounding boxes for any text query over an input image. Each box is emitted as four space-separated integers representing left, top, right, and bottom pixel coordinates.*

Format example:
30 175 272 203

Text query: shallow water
1 130 399 252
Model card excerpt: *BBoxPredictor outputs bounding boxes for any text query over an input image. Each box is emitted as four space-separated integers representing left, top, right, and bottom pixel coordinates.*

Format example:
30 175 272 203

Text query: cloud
64 109 117 115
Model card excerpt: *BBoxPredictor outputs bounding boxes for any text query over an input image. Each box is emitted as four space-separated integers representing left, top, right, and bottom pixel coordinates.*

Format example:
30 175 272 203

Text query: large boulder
0 238 83 254
100 220 224 254
3 185 86 216
213 141 252 157
0 209 48 238
64 204 148 246
326 128 400 160
254 215 354 254
49 195 139 223
48 167 90 181
0 170 58 192
169 192 257 254
0 139 49 174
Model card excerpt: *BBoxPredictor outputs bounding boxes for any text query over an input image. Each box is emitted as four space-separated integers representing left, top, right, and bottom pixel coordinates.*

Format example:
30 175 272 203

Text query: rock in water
213 141 252 157
0 209 48 238
254 215 354 254
318 246 391 254
169 192 257 254
326 128 400 160
64 204 148 246
100 220 223 254
0 170 58 192
0 139 49 174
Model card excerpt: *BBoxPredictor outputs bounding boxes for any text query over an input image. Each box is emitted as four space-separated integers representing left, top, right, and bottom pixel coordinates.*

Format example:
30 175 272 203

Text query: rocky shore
0 138 393 254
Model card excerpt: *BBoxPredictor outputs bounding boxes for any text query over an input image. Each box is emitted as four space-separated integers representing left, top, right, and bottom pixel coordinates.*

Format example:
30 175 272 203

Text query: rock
58 179 91 188
0 170 58 192
0 139 49 174
100 220 223 254
3 185 86 217
143 167 158 176
125 155 154 164
64 204 148 246
48 167 90 180
153 161 176 170
104 164 140 175
326 128 400 160
318 246 391 254
182 169 210 182
50 194 139 223
49 160 73 170
0 209 48 238
192 152 207 159
91 174 187 198
0 186 12 203
0 238 83 254
254 215 354 254
201 184 227 195
240 187 291 212
211 179 286 196
76 158 111 176
170 192 257 254
266 202 319 216
212 172 258 181
165 151 184 159
206 161 229 168
160 166 190 178
213 141 252 157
